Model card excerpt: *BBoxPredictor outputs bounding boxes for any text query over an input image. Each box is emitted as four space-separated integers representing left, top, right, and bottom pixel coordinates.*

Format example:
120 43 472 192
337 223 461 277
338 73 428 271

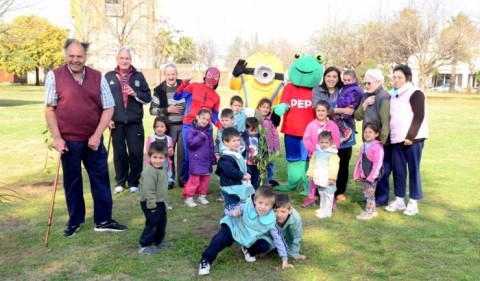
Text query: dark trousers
375 144 392 205
247 165 260 190
335 147 352 196
168 123 185 185
111 123 145 187
62 139 112 226
139 202 167 247
391 142 424 200
181 124 191 183
201 224 270 263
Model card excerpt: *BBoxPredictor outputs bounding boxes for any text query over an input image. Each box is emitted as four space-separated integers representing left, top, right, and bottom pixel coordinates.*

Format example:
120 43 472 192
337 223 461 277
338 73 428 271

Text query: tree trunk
35 66 40 86
449 60 457 91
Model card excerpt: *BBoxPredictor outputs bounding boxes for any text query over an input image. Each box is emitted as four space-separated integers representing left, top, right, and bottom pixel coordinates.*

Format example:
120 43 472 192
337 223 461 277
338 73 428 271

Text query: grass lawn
0 84 479 280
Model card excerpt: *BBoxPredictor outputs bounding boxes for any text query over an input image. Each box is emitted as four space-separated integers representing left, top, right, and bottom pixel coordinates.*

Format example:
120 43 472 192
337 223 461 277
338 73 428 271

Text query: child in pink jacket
353 123 384 220
302 100 341 208
145 117 175 188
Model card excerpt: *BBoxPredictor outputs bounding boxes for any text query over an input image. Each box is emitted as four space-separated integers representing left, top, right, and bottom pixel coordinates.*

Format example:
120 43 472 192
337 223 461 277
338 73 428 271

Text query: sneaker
168 182 174 190
130 186 139 193
336 194 347 201
268 180 280 187
114 186 124 193
138 245 158 255
165 201 172 210
198 260 211 276
197 195 210 205
403 201 419 216
385 200 406 212
356 211 378 220
185 197 198 208
63 224 81 237
315 208 322 214
94 219 128 232
241 246 256 262
154 241 171 249
301 198 315 208
316 212 331 219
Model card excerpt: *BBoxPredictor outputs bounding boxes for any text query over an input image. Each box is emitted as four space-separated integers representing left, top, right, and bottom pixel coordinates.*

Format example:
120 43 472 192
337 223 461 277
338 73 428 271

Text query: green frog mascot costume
274 52 325 195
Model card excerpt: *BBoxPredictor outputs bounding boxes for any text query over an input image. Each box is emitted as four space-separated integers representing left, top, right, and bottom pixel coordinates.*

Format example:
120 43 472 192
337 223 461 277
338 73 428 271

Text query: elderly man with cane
44 39 127 239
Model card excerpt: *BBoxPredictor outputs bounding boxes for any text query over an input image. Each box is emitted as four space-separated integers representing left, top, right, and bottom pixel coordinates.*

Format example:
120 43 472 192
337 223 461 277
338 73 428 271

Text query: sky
4 0 480 54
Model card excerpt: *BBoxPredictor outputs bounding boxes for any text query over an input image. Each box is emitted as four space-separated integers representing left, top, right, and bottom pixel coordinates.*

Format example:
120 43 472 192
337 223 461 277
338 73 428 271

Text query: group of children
136 69 387 275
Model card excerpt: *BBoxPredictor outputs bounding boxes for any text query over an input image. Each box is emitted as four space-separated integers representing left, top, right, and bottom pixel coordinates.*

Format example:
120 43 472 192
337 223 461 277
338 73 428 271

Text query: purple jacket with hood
186 119 215 175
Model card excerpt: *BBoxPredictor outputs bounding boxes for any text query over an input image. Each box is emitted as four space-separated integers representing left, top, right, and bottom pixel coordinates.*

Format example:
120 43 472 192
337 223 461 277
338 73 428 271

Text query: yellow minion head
229 53 285 108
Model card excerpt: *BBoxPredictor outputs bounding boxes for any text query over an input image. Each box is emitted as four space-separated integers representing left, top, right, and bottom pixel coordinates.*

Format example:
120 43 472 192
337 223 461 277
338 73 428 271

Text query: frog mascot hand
274 52 325 195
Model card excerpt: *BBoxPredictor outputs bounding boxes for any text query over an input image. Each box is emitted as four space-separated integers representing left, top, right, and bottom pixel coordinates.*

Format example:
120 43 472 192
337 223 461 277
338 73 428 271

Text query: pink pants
182 174 210 198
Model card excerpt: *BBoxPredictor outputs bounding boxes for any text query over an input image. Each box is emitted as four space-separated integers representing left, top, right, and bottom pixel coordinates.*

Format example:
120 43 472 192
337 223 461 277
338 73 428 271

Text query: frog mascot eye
314 53 325 64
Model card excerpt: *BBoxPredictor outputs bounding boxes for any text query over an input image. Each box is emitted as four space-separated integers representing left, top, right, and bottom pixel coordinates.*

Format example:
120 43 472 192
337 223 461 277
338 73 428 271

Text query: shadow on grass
0 99 44 107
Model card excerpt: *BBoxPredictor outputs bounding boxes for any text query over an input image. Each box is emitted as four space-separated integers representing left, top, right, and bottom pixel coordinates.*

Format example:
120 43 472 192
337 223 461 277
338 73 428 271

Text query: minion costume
274 52 324 195
229 53 285 110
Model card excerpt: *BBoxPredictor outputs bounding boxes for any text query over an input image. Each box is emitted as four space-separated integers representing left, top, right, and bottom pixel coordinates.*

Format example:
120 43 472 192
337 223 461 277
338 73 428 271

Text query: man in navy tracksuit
105 47 152 194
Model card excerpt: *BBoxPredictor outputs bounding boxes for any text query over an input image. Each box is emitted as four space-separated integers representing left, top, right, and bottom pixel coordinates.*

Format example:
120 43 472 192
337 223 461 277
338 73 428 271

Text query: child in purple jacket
182 109 215 207
334 70 364 142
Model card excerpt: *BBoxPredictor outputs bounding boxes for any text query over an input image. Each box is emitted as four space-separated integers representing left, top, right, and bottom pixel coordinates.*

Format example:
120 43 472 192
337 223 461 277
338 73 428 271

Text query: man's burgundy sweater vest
53 65 103 141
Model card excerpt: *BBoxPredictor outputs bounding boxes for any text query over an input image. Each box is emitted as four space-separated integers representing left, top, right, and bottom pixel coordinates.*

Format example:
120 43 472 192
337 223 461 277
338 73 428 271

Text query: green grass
0 84 479 280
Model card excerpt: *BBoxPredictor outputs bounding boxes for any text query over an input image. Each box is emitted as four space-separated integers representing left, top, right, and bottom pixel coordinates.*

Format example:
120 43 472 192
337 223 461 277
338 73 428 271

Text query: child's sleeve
366 143 384 183
224 201 244 216
329 153 340 180
142 172 158 210
270 224 289 262
337 89 356 108
186 128 204 150
218 157 244 181
353 147 363 181
288 212 303 258
302 124 315 154
306 154 316 177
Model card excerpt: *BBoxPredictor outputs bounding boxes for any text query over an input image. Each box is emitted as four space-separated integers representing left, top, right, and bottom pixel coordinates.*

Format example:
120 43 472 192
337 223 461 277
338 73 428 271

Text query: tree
0 15 68 85
154 28 175 67
196 37 219 69
70 0 102 43
173 36 196 64
440 13 478 91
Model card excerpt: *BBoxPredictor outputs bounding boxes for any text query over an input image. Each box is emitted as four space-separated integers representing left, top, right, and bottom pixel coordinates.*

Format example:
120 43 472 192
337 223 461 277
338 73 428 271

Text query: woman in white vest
385 64 428 216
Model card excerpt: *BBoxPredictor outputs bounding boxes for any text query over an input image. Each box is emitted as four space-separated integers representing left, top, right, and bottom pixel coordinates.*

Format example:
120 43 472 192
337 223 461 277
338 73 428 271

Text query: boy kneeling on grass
259 194 307 260
138 141 171 255
198 186 294 276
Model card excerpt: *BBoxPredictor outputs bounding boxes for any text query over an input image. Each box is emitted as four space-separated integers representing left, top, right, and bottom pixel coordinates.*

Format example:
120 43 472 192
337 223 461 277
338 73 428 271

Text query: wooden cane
45 154 61 247
106 128 112 158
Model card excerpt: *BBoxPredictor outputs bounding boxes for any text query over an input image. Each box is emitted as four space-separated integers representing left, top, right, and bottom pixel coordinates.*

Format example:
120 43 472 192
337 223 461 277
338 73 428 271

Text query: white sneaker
315 208 322 214
316 212 331 219
197 195 209 205
241 246 256 262
185 197 198 208
165 201 172 210
114 186 124 193
356 211 378 220
130 186 139 193
198 260 211 276
403 201 419 216
385 200 406 212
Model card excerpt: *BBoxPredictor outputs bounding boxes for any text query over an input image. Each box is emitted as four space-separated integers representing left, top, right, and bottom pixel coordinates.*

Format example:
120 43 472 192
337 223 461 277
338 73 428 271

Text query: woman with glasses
354 69 391 207
312 66 358 203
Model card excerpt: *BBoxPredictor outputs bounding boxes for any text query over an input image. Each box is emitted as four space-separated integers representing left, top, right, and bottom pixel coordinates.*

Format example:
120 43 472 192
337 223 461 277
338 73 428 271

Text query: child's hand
367 187 375 196
243 173 251 181
293 255 307 260
168 147 174 155
232 210 241 217
308 176 313 181
328 179 335 185
281 260 294 269
215 154 220 161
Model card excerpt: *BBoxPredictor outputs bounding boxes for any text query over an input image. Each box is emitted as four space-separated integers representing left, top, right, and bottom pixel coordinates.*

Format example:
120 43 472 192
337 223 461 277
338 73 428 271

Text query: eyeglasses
364 82 372 86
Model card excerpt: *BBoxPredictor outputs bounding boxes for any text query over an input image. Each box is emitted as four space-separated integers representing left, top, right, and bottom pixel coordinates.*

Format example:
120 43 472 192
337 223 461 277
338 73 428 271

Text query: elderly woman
385 64 428 216
354 69 391 206
313 66 357 202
